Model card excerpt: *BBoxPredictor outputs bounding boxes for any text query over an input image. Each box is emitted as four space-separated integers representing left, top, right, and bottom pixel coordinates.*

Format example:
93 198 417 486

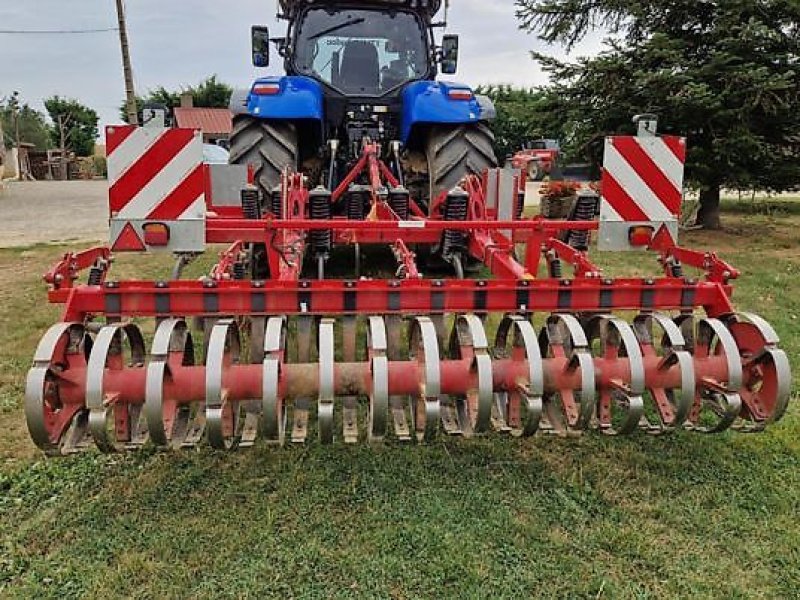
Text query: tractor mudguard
244 76 325 121
400 81 490 144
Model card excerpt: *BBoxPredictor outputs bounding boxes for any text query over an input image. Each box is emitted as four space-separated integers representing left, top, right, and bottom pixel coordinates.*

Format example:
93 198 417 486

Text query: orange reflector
143 222 170 246
628 225 655 247
447 89 474 101
252 83 281 96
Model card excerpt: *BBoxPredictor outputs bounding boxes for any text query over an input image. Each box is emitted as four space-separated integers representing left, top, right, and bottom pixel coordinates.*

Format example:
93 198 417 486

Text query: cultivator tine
292 316 313 443
341 316 359 444
385 315 411 441
318 318 336 444
249 317 267 364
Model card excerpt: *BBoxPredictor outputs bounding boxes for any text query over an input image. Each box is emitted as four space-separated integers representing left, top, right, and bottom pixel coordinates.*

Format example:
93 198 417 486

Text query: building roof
173 108 232 136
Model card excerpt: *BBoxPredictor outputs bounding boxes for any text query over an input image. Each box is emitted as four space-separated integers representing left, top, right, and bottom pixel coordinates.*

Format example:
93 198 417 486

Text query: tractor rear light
252 82 281 96
628 225 655 247
447 88 474 101
143 222 170 246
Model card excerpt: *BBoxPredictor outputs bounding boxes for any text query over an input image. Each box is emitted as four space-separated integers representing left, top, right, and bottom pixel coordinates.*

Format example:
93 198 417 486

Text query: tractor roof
278 0 442 17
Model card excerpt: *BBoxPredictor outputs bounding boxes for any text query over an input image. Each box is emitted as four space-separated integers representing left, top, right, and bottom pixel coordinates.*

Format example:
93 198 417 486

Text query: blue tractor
229 0 497 209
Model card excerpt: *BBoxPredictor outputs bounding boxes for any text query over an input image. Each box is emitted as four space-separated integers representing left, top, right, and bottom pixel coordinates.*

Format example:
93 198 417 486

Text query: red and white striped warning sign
106 126 206 252
602 135 686 221
599 134 686 250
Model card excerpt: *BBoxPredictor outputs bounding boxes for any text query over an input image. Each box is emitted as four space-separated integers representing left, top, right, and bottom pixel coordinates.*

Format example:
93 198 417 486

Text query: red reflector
112 222 146 252
143 222 170 246
252 83 281 96
447 89 474 101
628 225 655 247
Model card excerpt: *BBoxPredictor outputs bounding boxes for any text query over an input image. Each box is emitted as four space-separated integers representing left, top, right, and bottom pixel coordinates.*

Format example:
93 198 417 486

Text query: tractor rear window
294 9 428 96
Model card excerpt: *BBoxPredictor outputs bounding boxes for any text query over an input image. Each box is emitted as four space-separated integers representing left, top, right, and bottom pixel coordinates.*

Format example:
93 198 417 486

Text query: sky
0 0 604 135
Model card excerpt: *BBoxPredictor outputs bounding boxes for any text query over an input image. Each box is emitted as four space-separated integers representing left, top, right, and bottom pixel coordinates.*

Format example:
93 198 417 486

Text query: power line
0 27 119 35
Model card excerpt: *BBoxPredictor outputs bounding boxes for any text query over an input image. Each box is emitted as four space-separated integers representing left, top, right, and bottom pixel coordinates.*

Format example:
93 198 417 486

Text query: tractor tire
228 115 298 198
426 123 497 202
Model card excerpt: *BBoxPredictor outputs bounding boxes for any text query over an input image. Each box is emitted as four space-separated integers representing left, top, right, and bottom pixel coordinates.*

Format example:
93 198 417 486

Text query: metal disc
493 315 543 437
409 316 441 442
25 322 90 453
367 316 389 442
205 319 242 449
86 323 146 452
261 316 287 445
145 319 196 449
450 314 493 435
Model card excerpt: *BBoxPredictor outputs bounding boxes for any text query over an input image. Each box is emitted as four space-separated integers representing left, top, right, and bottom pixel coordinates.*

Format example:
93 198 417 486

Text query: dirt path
0 180 108 248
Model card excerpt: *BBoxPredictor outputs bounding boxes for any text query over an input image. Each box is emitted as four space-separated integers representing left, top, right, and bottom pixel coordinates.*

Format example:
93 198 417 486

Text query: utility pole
115 0 138 125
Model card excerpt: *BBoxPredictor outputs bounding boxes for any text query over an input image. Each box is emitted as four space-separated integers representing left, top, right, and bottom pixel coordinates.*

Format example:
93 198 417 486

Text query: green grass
0 205 799 599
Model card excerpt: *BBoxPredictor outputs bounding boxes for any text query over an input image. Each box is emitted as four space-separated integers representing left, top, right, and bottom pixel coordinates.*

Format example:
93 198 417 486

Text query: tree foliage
44 96 99 157
0 94 51 151
120 75 233 122
477 85 563 161
516 0 800 228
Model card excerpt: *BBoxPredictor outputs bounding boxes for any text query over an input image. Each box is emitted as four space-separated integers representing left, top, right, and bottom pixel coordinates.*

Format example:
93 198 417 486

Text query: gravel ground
0 179 544 249
0 180 109 248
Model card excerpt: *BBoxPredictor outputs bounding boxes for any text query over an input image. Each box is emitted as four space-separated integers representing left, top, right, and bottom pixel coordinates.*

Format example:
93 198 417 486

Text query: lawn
0 200 798 599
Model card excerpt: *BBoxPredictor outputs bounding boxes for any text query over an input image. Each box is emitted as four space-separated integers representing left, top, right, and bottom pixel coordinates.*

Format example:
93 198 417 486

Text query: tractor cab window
294 9 428 96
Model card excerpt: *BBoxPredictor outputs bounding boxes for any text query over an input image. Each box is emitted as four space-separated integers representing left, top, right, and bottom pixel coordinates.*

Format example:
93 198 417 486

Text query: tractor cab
232 0 495 210
291 7 432 97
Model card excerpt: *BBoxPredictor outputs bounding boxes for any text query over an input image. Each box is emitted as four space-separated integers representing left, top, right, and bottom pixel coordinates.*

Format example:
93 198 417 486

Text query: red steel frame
43 143 741 323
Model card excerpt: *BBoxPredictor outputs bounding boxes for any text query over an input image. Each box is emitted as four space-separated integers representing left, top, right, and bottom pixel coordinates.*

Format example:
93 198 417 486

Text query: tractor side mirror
252 26 270 67
440 35 459 74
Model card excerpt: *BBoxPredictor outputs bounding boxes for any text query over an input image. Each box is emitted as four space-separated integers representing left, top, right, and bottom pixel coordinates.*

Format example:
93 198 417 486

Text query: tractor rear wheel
426 123 497 203
229 115 298 198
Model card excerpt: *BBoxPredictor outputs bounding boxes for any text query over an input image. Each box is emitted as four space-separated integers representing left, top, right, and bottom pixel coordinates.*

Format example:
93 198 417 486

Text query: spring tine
318 318 336 444
385 315 410 440
249 317 267 364
341 316 359 443
292 315 314 443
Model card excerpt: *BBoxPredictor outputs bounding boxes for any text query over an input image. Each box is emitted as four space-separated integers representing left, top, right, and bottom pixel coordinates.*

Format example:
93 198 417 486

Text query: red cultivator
25 122 791 454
